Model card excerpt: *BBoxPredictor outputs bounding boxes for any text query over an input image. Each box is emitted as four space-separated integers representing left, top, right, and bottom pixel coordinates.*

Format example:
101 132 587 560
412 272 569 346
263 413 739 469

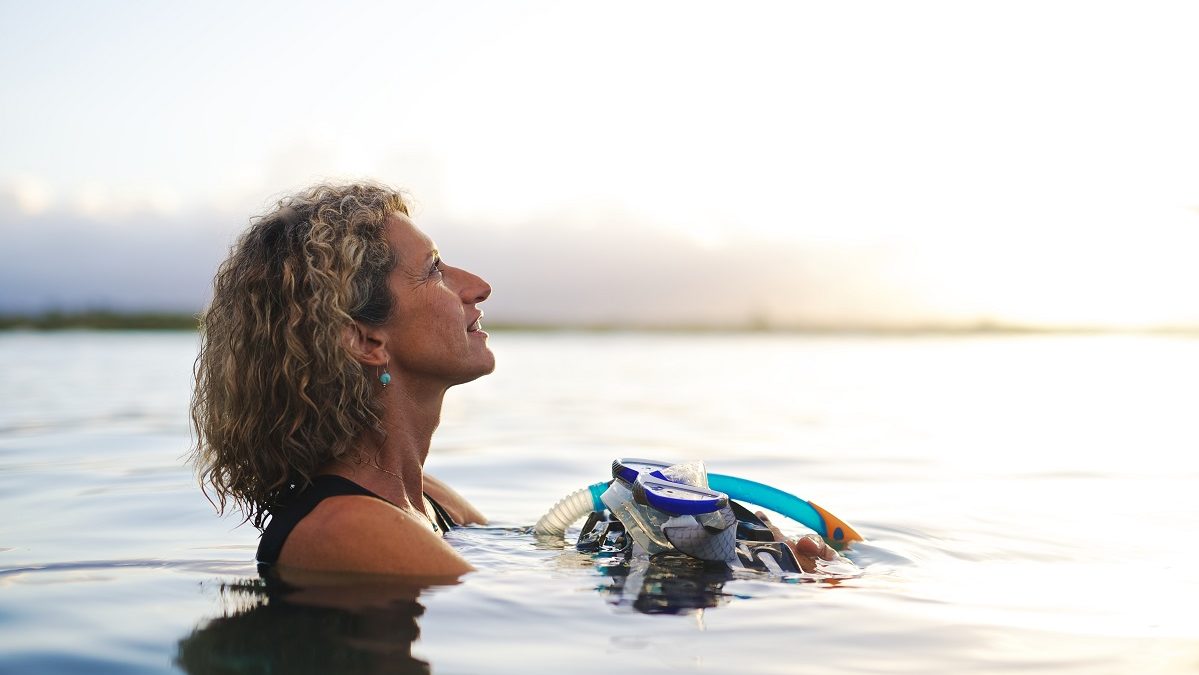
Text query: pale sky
3 1 1198 327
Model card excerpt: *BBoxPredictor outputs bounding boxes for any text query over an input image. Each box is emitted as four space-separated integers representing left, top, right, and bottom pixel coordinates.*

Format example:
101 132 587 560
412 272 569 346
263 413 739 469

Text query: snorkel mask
536 458 863 574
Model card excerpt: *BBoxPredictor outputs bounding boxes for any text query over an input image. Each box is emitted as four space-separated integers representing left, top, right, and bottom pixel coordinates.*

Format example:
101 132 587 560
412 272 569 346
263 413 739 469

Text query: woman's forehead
387 213 438 263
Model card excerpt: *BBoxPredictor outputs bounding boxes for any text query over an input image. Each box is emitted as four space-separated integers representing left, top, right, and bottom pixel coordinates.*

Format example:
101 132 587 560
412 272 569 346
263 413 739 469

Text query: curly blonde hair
191 181 408 529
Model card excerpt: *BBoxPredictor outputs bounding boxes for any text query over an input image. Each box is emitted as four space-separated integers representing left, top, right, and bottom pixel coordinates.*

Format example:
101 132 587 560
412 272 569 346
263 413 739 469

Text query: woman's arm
423 473 488 526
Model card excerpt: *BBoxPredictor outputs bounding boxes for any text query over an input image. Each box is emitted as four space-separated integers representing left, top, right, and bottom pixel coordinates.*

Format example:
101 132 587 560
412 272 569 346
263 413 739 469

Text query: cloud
4 183 1198 329
0 190 922 326
0 198 236 313
388 210 929 327
5 177 55 216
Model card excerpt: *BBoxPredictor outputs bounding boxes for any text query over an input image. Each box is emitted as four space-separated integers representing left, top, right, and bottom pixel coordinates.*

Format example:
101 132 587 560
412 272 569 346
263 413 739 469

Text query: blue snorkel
707 473 862 549
534 458 863 556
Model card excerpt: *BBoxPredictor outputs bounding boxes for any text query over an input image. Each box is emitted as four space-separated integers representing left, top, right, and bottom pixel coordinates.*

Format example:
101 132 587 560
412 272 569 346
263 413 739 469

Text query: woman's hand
756 510 850 574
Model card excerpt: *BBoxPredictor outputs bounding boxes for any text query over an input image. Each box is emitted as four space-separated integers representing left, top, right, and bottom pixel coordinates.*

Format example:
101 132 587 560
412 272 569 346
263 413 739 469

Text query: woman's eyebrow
410 249 438 270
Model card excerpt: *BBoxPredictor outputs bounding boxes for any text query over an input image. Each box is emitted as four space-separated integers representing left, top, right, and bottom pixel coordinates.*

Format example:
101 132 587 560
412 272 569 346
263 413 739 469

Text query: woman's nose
454 266 491 304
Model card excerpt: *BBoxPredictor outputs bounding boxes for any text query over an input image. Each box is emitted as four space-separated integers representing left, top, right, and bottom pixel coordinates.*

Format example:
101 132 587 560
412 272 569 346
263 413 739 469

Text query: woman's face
380 213 495 386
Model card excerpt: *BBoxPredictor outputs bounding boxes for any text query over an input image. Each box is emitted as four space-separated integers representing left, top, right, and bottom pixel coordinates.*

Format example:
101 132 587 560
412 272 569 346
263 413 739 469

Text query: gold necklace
357 461 441 534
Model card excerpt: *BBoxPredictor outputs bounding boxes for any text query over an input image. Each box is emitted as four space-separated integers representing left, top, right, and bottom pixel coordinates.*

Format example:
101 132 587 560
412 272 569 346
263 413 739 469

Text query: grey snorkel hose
533 482 609 535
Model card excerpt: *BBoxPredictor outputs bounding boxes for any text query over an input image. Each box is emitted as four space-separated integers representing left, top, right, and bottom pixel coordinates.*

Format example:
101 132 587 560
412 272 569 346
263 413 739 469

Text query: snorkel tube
534 458 863 551
533 482 609 536
707 474 862 549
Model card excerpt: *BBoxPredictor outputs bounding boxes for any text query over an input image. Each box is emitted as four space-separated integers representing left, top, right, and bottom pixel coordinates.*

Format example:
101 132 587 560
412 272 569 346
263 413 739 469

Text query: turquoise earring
378 363 391 387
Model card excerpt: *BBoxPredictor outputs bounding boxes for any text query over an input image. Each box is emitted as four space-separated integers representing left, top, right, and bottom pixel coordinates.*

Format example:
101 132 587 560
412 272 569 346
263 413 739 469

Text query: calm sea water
1 331 1196 673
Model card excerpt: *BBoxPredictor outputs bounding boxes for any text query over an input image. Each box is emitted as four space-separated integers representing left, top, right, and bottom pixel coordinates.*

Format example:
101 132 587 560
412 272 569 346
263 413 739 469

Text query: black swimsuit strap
425 494 455 535
256 474 456 566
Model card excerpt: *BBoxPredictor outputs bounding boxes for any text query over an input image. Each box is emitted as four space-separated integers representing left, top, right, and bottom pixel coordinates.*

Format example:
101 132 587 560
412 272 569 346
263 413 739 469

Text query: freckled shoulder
278 495 474 578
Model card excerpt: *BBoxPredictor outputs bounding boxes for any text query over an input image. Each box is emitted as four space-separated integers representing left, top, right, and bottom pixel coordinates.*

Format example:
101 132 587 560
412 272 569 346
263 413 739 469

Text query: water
1 331 1196 673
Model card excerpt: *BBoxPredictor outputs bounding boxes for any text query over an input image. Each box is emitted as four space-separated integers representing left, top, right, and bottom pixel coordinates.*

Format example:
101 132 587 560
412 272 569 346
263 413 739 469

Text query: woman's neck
331 380 446 516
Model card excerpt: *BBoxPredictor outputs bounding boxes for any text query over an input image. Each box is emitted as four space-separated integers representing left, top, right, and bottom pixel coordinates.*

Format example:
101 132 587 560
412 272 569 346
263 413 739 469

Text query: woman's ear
343 321 388 367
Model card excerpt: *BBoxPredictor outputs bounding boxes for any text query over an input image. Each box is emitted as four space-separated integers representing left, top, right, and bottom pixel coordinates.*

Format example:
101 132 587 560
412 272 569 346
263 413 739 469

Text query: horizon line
2 310 1198 336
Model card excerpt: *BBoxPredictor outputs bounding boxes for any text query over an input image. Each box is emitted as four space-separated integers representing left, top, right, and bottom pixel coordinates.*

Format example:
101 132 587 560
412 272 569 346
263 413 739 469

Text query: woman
192 181 490 579
192 181 843 579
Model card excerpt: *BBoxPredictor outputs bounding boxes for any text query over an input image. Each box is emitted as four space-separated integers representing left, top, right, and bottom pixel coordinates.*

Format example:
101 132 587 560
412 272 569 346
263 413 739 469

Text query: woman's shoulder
278 493 474 579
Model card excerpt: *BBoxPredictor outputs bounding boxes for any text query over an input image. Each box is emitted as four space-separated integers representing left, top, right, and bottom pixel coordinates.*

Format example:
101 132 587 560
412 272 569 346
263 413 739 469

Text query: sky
2 1 1198 327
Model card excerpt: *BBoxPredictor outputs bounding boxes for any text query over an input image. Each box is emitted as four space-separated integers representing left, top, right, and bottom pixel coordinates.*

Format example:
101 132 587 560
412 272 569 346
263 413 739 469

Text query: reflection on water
176 572 431 675
595 555 739 615
575 502 862 615
174 544 849 674
598 556 860 615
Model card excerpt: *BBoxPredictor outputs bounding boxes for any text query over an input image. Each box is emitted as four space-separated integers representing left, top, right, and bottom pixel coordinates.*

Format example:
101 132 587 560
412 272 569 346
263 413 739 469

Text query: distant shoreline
2 311 1197 336
0 311 200 331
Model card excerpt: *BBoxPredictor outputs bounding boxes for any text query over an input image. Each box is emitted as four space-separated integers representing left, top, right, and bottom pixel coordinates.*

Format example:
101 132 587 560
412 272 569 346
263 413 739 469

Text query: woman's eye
430 258 443 276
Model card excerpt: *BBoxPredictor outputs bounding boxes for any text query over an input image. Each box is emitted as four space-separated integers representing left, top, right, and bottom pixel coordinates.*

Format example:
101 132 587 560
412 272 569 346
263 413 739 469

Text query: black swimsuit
256 474 456 566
